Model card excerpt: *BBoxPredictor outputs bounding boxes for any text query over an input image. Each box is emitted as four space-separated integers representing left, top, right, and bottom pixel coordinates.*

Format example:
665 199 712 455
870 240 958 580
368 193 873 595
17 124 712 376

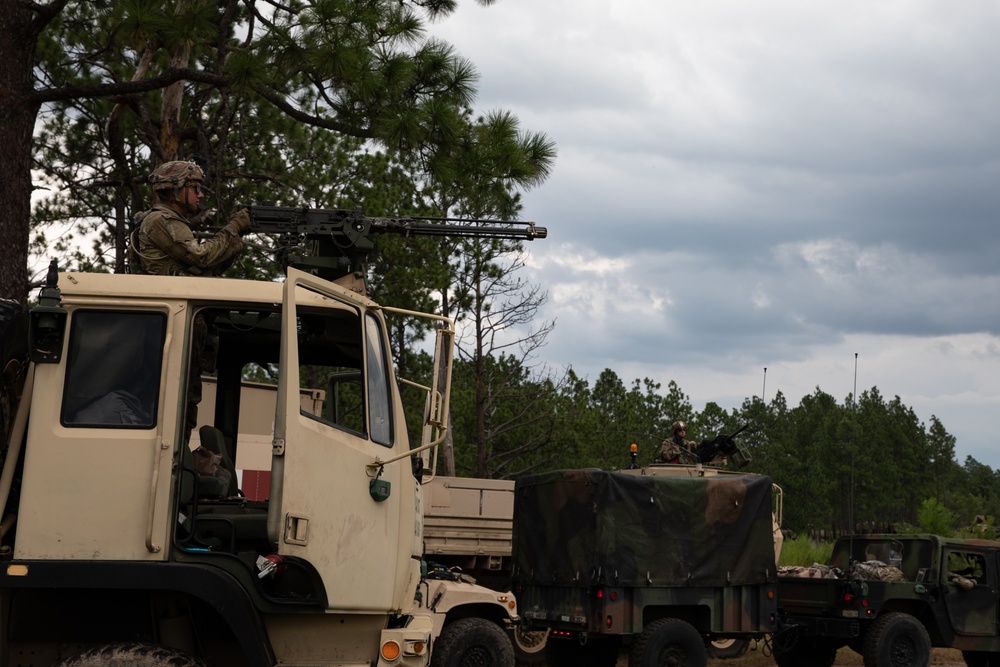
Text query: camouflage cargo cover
512 469 776 588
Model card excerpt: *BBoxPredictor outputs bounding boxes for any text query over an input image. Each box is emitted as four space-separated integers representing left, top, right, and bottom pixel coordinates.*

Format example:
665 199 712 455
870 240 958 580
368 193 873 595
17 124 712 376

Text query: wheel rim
514 627 549 654
889 635 917 667
658 645 687 667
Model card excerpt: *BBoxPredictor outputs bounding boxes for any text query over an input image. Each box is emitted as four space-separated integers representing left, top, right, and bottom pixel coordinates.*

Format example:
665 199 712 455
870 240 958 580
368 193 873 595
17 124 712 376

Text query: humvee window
947 551 986 580
61 310 166 428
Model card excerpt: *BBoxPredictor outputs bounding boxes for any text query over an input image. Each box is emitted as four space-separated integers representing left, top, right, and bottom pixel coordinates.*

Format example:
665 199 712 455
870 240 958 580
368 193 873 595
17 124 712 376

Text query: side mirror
29 260 67 363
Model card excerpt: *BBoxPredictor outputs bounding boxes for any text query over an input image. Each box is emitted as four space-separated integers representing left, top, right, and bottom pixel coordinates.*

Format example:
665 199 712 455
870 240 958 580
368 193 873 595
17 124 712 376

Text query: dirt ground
707 645 967 666
605 643 968 666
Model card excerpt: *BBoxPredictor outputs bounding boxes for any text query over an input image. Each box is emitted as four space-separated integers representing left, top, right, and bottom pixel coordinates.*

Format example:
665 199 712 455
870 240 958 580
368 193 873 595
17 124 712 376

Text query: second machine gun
245 204 547 293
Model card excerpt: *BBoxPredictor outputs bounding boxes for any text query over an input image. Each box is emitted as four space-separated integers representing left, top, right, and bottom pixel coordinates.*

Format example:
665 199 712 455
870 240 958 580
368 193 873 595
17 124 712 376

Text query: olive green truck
510 468 779 667
774 533 1000 667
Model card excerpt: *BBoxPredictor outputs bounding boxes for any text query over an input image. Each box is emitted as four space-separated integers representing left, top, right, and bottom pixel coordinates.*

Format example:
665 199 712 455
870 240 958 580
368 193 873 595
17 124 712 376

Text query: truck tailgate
777 577 844 615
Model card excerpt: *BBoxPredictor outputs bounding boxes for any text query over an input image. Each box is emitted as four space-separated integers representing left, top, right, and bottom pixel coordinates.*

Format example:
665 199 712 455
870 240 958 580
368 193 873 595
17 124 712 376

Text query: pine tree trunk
0 0 42 303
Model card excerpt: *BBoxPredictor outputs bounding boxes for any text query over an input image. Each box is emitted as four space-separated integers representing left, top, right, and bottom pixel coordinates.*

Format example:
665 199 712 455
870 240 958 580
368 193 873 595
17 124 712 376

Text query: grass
778 534 834 567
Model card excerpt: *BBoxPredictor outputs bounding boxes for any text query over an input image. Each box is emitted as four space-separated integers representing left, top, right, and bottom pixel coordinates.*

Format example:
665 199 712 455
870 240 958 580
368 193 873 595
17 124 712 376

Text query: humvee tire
510 626 548 664
863 612 930 667
706 637 750 660
628 618 707 667
432 617 514 667
56 642 204 667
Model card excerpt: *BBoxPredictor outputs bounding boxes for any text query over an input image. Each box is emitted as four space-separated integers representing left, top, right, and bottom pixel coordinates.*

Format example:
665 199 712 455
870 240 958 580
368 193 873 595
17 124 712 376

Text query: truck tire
510 626 548 664
433 617 515 667
706 637 750 660
56 642 205 667
628 618 706 667
863 612 930 667
773 637 838 667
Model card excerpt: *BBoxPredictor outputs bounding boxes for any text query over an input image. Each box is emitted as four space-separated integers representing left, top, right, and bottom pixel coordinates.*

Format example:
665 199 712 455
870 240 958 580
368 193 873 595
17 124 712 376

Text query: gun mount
246 204 547 291
694 422 751 466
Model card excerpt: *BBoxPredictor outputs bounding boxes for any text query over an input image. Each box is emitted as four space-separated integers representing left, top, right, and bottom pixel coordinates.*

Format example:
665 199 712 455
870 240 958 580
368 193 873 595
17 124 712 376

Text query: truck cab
0 268 513 667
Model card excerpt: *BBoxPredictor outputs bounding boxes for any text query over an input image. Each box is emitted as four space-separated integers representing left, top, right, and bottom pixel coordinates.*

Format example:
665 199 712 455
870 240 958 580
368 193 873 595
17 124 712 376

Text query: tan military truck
0 253 522 667
421 476 550 664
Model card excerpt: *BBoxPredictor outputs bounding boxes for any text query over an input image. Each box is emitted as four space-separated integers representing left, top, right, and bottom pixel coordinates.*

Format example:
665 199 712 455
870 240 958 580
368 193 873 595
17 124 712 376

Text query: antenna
762 367 767 402
853 354 859 405
849 353 858 563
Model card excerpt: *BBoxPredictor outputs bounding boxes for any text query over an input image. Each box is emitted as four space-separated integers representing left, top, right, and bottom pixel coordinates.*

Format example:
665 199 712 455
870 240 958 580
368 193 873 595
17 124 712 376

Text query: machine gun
694 423 751 467
244 204 547 291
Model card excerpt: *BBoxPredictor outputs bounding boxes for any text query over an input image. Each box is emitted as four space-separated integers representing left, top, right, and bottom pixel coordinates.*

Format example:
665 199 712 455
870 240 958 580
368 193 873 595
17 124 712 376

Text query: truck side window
365 313 392 447
61 310 166 428
286 294 393 448
293 303 368 437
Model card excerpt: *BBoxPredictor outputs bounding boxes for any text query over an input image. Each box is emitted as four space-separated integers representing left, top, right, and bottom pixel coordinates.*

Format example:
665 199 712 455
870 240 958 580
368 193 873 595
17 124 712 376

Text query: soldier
129 160 252 440
129 160 251 276
660 421 737 465
659 421 699 464
660 420 728 464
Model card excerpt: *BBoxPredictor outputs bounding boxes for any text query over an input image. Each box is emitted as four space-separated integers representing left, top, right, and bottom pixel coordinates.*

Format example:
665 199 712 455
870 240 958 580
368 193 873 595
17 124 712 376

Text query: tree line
439 357 998 539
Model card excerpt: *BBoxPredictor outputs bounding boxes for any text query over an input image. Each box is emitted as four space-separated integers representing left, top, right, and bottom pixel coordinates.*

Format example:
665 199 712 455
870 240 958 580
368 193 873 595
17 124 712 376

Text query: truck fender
0 559 275 667
418 578 517 635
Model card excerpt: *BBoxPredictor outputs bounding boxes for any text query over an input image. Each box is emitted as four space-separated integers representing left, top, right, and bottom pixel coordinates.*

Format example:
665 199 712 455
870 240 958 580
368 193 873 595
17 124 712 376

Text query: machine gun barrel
371 216 546 240
243 204 546 287
728 423 749 439
245 204 546 240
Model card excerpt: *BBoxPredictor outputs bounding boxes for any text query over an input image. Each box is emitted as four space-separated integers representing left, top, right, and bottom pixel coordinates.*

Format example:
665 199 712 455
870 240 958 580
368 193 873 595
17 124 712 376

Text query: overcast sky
430 0 1000 468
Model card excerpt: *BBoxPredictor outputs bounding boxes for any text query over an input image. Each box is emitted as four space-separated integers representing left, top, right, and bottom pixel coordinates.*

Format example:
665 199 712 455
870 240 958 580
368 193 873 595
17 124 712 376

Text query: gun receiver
245 204 547 288
694 423 751 466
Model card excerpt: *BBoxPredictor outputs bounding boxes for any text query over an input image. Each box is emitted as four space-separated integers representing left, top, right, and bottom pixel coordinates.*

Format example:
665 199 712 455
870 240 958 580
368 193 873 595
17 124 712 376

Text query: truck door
943 548 997 636
268 269 415 612
17 307 179 560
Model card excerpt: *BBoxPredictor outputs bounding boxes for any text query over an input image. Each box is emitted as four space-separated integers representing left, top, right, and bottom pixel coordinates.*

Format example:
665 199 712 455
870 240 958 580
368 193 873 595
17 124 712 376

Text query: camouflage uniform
130 159 250 277
133 204 245 277
659 420 700 463
129 160 251 440
659 434 699 464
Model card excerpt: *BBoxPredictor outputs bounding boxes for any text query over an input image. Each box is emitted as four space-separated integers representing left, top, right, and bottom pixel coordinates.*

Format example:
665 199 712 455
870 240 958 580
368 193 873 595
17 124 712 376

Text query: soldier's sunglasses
188 184 204 194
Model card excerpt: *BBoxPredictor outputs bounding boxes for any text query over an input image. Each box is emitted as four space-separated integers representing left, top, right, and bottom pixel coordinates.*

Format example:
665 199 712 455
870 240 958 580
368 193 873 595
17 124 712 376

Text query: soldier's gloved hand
229 208 252 235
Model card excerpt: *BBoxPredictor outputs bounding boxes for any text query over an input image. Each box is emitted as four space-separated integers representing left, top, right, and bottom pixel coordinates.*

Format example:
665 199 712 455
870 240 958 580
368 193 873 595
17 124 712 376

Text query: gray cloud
432 0 1000 467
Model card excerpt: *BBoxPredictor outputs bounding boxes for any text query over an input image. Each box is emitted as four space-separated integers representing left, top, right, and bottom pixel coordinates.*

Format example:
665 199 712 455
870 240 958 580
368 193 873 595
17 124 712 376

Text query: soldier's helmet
149 161 205 191
672 421 686 433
